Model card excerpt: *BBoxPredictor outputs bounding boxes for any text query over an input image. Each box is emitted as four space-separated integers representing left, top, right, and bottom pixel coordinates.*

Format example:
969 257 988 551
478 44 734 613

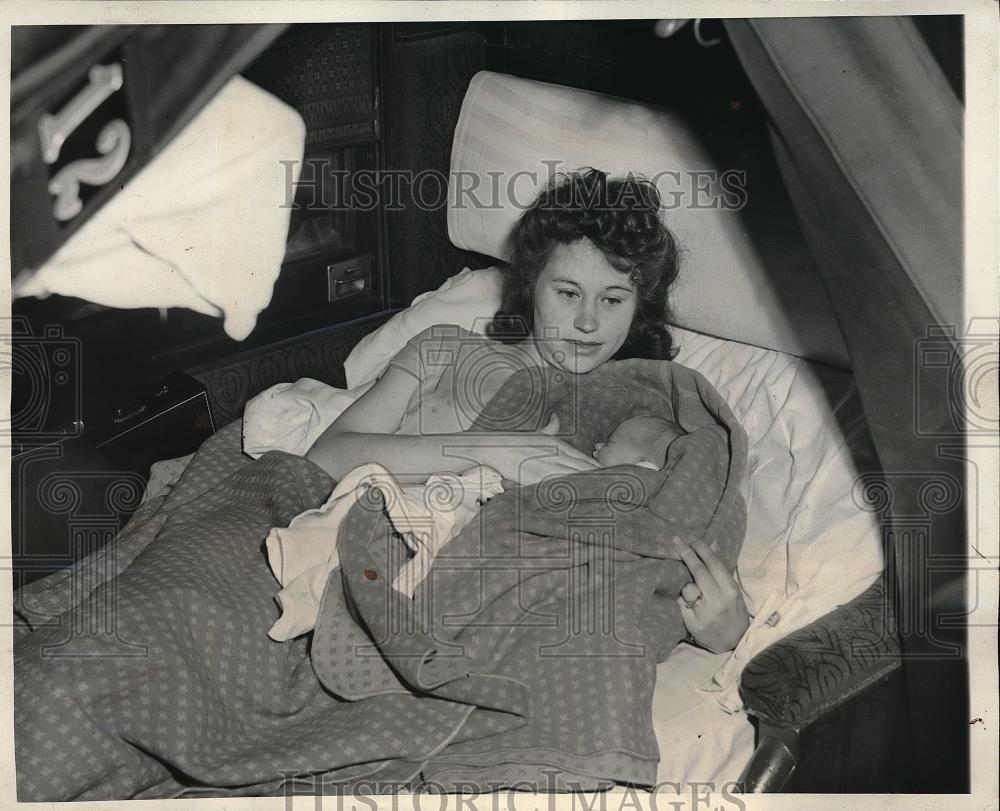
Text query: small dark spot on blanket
265 496 274 508
364 569 378 581
970 718 983 725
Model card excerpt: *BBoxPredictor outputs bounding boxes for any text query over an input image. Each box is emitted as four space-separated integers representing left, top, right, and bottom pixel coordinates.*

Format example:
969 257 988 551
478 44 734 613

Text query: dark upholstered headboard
382 30 493 308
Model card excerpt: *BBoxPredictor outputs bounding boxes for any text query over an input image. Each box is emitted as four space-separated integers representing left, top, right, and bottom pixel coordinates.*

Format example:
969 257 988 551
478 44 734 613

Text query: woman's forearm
305 429 515 484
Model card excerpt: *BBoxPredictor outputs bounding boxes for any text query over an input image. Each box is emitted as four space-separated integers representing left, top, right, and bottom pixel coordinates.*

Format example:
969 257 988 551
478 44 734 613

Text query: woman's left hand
673 537 750 654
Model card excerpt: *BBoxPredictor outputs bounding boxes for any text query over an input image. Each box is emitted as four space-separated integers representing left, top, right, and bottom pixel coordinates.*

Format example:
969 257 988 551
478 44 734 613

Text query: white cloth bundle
243 377 373 460
15 76 306 341
266 463 503 641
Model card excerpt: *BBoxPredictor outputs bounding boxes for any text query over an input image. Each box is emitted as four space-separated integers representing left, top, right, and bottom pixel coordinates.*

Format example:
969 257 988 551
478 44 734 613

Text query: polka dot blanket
13 358 746 799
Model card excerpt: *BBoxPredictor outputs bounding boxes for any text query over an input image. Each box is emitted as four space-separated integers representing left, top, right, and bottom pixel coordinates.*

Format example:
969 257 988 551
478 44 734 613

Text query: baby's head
594 415 686 470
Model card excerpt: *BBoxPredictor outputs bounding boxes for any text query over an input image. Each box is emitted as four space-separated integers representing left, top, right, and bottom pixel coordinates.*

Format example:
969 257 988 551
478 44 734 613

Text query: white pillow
343 266 883 710
344 266 505 390
447 71 849 368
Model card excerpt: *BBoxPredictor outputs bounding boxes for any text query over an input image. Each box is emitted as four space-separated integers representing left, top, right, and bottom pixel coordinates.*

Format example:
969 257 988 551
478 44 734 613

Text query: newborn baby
593 414 687 470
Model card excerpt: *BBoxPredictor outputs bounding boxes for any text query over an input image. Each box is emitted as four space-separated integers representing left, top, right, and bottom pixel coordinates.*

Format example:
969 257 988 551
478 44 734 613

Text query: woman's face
531 239 638 374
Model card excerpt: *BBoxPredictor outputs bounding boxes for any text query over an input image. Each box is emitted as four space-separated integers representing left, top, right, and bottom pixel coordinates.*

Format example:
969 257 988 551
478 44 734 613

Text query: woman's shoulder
405 323 480 344
391 323 497 379
402 323 498 360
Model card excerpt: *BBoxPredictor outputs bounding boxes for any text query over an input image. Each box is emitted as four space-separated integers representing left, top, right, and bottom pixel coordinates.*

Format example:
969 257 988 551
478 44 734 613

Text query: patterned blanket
312 359 748 789
13 359 745 800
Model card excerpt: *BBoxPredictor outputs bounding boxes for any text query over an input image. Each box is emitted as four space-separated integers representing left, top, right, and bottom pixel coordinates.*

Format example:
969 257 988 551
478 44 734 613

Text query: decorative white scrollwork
48 119 131 222
38 474 83 515
38 63 124 165
853 473 894 514
852 471 962 517
105 477 144 515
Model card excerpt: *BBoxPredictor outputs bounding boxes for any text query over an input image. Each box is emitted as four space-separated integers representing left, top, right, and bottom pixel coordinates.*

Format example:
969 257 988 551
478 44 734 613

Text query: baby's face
594 417 685 469
594 419 661 468
594 438 644 467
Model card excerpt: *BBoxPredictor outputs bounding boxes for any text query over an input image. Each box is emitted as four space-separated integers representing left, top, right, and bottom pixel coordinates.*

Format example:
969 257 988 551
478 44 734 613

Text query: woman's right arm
304 328 599 484
304 329 447 482
307 425 599 486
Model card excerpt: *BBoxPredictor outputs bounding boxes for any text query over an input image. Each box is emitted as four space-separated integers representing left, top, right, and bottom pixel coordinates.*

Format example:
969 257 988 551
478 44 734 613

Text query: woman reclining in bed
306 168 748 655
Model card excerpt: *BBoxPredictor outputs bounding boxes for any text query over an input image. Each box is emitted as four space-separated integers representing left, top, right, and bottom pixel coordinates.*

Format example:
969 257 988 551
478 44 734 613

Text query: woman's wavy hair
485 168 680 361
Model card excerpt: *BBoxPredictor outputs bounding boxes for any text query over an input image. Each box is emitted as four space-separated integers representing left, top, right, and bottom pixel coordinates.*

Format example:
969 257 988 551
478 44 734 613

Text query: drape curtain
724 16 967 791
